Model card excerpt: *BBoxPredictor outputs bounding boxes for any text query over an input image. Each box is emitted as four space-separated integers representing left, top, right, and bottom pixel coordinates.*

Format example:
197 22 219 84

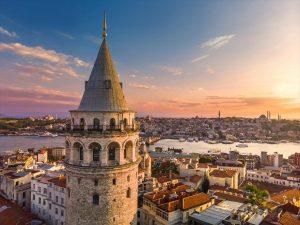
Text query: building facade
64 14 140 225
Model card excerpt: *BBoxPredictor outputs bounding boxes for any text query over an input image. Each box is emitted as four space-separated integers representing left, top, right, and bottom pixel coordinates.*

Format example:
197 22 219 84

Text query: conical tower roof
77 15 128 112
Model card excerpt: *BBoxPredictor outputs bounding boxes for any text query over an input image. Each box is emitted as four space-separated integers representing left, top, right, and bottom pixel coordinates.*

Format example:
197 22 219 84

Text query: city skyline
0 1 299 119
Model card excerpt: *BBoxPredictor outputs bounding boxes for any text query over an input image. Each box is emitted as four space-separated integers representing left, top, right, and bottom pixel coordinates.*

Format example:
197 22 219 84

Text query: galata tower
65 14 140 225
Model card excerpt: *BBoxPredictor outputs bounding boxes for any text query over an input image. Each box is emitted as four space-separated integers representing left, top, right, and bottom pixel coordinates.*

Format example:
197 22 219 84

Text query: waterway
0 136 299 158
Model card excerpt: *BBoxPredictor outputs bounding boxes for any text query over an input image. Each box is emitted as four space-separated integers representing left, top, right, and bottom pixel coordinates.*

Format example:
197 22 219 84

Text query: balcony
67 124 138 134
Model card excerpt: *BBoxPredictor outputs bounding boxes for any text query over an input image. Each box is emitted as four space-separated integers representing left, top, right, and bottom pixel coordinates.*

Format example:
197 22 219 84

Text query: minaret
65 13 140 225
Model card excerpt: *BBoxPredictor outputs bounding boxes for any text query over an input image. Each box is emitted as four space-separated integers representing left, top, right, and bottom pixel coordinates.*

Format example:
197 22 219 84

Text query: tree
245 183 269 207
201 175 210 193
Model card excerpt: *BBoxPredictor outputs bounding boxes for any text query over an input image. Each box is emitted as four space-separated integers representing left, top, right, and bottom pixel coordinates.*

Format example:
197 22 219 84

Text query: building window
126 188 131 198
43 200 46 205
113 178 116 185
61 198 64 205
93 194 99 205
55 208 58 214
61 210 64 216
67 188 70 198
33 184 35 189
127 175 130 182
38 187 41 193
56 196 58 203
32 194 35 200
38 197 41 204
49 192 52 198
23 192 26 199
94 179 98 186
137 211 140 218
43 188 47 194
78 178 81 184
49 203 52 209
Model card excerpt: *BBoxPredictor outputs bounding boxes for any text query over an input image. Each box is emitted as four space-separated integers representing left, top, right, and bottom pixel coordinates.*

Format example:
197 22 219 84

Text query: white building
247 170 300 188
31 175 66 225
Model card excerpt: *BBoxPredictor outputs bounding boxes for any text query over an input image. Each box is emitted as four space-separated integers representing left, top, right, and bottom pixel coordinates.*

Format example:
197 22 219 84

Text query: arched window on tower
124 140 133 162
89 142 101 162
107 142 119 161
79 148 83 161
80 118 85 130
93 118 100 130
92 194 99 205
73 142 83 162
109 118 116 130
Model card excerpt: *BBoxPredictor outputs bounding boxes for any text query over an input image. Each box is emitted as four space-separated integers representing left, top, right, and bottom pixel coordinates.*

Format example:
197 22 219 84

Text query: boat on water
208 148 221 154
206 140 218 144
187 137 194 142
221 140 234 144
179 138 186 142
39 132 58 138
236 143 248 148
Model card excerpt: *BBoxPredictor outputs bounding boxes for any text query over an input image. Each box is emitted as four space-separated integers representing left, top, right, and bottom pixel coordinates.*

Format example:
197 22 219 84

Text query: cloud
129 82 156 89
0 42 90 67
201 34 235 49
85 35 101 45
129 74 137 78
0 86 81 109
205 66 215 74
191 54 209 63
55 31 75 40
0 26 18 38
159 66 183 76
13 62 83 78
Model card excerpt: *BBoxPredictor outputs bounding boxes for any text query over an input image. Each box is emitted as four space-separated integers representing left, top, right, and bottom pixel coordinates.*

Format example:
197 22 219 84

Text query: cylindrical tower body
65 14 140 225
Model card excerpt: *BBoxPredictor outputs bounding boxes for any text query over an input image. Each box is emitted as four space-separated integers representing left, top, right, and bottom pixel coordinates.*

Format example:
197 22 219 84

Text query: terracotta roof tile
210 169 236 178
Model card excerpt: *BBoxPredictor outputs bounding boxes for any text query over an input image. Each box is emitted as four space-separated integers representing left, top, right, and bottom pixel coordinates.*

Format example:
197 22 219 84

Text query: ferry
236 143 248 148
221 140 234 144
208 149 221 154
39 132 58 138
179 138 186 142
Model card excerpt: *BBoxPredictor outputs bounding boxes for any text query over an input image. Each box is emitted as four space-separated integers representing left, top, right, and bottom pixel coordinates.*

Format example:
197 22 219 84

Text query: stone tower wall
65 132 140 225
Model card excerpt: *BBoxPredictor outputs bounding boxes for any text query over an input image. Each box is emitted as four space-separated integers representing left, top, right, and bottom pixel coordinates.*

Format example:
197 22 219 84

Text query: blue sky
0 0 299 118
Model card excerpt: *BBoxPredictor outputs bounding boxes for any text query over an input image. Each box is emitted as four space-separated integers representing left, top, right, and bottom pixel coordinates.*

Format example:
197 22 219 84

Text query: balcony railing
67 124 137 133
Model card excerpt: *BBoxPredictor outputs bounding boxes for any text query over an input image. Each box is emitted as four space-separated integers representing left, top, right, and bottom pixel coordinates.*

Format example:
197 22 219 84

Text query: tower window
112 178 116 185
108 148 115 161
104 80 111 89
77 178 81 184
126 188 131 198
109 118 116 129
127 175 130 182
93 118 100 129
79 148 84 161
93 194 99 205
94 179 98 186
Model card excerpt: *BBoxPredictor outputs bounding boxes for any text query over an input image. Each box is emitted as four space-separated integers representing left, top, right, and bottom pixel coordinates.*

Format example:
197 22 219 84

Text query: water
148 139 300 158
0 136 65 153
0 136 299 158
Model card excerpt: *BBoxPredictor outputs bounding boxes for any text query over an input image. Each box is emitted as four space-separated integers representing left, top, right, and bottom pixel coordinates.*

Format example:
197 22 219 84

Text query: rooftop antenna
102 11 107 38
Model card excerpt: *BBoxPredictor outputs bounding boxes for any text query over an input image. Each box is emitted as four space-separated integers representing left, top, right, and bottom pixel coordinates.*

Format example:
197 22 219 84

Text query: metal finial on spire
102 11 107 38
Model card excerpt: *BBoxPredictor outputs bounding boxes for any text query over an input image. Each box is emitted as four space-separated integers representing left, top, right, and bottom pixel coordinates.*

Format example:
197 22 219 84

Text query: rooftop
77 15 128 112
0 196 44 225
144 183 212 212
48 176 66 188
209 169 237 178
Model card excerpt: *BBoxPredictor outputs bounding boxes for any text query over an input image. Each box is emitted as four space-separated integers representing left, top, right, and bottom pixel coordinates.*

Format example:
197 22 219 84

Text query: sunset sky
0 1 299 118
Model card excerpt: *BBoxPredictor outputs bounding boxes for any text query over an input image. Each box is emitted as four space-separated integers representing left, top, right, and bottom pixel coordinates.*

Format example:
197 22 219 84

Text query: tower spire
102 11 107 38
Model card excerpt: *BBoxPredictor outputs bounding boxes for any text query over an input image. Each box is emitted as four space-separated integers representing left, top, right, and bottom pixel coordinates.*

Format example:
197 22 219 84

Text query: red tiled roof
181 192 211 210
271 189 300 204
213 192 247 203
279 212 300 225
210 169 236 178
48 176 66 188
0 196 43 225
